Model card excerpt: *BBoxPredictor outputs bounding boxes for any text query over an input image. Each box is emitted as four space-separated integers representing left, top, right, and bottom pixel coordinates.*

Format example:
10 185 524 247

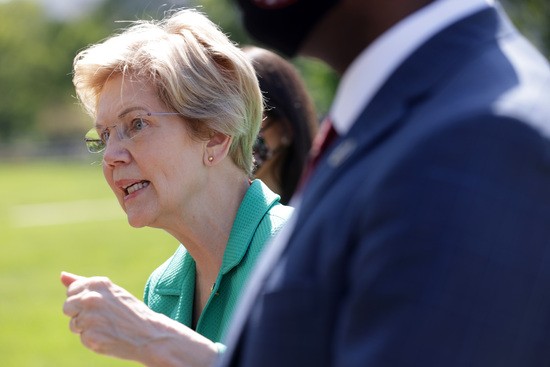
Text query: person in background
60 8 292 367
244 46 318 204
217 0 550 366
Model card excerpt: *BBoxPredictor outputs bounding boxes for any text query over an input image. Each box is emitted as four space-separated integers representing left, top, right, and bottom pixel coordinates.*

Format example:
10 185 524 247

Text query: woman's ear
204 132 232 166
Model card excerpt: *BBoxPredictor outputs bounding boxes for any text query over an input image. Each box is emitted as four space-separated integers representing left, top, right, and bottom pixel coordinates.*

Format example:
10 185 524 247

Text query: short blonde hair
73 9 262 175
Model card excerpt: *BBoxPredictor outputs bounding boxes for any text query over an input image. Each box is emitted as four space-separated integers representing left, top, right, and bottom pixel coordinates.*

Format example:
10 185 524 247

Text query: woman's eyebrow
94 107 149 129
118 106 148 119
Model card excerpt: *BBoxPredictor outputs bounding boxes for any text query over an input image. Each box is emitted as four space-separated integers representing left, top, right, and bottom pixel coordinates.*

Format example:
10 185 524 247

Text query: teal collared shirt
143 180 293 343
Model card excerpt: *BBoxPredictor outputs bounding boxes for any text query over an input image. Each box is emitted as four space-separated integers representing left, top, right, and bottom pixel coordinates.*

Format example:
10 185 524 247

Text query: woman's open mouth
124 180 150 196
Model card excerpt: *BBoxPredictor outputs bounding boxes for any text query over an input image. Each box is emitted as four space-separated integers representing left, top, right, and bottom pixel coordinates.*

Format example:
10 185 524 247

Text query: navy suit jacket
220 6 550 367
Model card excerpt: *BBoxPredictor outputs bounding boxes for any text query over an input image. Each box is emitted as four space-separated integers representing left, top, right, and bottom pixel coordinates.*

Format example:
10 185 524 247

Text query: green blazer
143 180 293 343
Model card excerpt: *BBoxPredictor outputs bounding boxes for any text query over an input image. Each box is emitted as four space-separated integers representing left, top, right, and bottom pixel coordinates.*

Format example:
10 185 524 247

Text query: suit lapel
299 6 508 218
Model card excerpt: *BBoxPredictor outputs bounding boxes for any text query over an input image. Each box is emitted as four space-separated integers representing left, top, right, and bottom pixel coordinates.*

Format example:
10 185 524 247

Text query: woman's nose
102 135 131 166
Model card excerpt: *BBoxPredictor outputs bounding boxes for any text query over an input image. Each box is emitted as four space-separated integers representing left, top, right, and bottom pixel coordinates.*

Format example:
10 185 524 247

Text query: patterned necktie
298 116 338 190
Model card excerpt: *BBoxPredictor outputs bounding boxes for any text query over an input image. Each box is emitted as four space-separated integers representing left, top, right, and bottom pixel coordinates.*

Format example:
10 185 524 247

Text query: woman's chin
126 214 150 228
128 220 148 228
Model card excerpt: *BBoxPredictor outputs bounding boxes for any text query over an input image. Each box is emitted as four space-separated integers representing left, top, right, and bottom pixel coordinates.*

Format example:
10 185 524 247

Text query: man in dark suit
218 0 550 365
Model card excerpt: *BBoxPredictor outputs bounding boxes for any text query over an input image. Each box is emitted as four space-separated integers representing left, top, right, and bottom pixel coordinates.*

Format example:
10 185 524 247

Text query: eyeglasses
252 135 272 168
253 119 286 171
84 112 183 153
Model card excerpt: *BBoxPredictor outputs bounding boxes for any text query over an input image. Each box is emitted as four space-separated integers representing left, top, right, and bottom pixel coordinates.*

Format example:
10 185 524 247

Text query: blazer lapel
299 6 508 217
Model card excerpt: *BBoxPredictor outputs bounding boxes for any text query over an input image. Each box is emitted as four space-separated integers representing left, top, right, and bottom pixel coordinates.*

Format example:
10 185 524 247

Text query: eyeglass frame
84 112 184 153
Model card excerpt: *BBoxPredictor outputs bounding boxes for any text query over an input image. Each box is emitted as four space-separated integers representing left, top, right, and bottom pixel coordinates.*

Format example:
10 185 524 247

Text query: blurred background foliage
1 0 546 161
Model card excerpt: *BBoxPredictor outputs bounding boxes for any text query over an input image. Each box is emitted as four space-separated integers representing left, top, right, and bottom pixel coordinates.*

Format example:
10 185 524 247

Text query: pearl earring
208 156 214 162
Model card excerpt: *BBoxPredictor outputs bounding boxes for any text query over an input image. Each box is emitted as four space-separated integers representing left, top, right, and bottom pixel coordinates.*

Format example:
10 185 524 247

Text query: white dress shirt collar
331 0 494 135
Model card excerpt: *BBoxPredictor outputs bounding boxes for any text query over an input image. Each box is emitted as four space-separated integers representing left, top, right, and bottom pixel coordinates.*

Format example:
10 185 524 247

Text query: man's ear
204 132 232 165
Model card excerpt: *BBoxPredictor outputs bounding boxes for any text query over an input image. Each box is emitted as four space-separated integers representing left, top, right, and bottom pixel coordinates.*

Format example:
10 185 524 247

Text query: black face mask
233 0 340 57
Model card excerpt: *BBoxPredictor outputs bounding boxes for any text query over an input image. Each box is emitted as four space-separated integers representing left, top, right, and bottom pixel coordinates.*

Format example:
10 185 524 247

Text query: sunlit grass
0 160 175 366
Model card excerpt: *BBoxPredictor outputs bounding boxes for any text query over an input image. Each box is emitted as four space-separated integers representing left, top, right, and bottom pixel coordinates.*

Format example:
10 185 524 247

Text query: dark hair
245 46 318 203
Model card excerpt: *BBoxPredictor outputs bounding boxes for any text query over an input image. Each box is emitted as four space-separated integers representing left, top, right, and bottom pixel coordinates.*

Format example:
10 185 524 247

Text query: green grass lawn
0 159 176 366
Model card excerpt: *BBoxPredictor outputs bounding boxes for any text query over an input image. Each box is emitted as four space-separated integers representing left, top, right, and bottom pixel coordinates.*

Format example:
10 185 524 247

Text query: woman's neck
165 166 250 326
171 173 249 271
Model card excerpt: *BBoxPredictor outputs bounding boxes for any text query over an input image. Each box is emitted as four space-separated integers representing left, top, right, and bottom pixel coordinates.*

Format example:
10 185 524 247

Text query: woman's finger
60 271 83 287
69 315 82 334
62 292 85 317
61 272 92 297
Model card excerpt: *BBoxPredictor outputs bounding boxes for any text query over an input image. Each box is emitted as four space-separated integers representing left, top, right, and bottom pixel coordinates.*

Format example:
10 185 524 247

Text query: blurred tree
0 1 52 140
0 0 112 145
501 0 550 57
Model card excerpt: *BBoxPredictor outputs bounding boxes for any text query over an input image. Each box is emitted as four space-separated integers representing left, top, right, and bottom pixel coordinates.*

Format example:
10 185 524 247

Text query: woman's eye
131 117 148 131
100 130 110 143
